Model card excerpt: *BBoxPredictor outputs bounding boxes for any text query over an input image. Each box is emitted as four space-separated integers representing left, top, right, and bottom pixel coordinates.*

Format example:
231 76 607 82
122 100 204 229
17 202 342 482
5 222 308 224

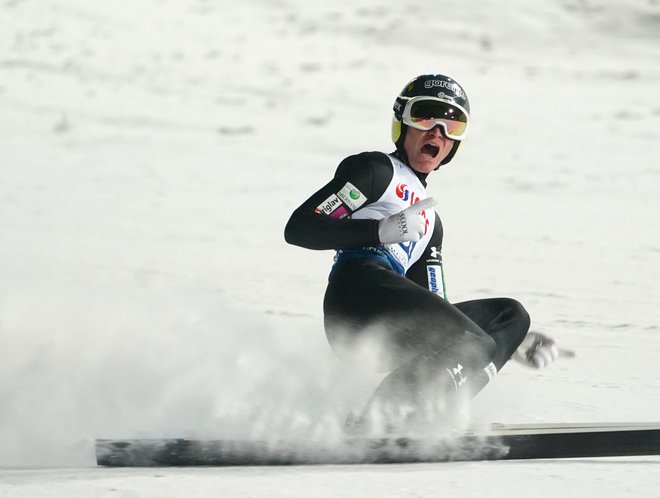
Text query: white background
1 0 660 496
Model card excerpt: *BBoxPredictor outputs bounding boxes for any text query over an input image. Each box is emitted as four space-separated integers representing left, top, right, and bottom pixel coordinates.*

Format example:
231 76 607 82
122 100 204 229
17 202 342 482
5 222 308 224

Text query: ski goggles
401 96 469 140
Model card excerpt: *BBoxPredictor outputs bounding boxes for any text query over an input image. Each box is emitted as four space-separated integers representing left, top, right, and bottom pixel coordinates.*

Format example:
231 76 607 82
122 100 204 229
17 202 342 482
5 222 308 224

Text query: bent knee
500 297 531 346
500 298 530 327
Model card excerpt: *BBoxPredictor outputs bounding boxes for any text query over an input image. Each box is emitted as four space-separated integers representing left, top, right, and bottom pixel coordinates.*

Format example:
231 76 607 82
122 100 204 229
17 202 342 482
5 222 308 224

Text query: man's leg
453 298 530 371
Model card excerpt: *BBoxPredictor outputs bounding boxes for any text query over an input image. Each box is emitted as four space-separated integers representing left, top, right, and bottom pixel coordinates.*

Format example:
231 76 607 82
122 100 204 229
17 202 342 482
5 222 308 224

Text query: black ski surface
96 422 660 467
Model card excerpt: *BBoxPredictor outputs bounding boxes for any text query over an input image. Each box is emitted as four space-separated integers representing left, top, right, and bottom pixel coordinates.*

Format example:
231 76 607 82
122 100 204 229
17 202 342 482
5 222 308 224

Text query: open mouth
422 144 440 159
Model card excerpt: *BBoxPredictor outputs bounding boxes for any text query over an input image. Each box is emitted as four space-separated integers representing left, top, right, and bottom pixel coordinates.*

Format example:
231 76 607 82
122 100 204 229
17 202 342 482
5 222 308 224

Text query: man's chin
410 159 440 174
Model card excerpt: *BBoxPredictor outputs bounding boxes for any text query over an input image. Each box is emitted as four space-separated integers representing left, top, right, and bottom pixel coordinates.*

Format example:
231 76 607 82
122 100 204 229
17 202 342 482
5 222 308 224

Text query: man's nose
427 125 445 137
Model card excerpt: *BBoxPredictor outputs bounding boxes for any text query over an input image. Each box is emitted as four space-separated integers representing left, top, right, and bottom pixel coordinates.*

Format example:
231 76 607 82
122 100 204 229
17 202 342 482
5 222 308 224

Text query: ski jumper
285 151 530 424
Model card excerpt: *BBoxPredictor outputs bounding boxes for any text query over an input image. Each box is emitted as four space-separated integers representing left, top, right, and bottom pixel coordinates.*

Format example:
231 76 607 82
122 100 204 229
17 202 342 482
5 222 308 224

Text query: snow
1 0 660 495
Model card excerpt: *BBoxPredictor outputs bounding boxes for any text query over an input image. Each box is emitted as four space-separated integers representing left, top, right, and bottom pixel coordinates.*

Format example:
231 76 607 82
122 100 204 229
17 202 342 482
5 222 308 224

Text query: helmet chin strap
439 141 461 168
394 122 409 160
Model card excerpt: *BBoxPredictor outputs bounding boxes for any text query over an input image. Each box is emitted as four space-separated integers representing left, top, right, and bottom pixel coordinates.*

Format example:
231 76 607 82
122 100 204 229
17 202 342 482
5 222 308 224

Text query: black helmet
392 74 470 167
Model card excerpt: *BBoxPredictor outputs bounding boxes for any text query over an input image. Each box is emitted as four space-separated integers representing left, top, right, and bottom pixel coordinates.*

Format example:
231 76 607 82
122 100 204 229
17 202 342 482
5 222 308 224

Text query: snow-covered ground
1 0 660 496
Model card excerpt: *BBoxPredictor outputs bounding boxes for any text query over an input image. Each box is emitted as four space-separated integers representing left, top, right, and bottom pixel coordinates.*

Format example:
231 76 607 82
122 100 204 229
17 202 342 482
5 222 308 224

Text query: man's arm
284 152 393 250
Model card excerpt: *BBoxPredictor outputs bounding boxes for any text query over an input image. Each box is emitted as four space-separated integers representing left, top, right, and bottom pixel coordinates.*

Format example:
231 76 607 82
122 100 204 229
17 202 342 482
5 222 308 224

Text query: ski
487 421 660 434
96 422 660 466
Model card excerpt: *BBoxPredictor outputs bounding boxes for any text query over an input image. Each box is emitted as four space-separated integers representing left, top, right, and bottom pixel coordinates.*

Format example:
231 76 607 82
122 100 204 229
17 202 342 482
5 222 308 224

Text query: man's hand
514 331 560 368
378 197 437 244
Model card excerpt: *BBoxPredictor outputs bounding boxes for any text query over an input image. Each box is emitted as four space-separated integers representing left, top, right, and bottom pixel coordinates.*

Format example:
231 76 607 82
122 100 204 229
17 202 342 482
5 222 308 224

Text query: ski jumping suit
285 151 530 424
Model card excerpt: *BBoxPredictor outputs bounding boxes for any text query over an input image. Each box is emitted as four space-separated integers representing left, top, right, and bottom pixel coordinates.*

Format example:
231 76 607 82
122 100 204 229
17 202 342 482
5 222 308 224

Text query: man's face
403 126 455 174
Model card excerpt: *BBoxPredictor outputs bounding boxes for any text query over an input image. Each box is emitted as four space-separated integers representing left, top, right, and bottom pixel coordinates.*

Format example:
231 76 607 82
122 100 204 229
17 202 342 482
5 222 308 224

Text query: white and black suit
285 150 530 425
